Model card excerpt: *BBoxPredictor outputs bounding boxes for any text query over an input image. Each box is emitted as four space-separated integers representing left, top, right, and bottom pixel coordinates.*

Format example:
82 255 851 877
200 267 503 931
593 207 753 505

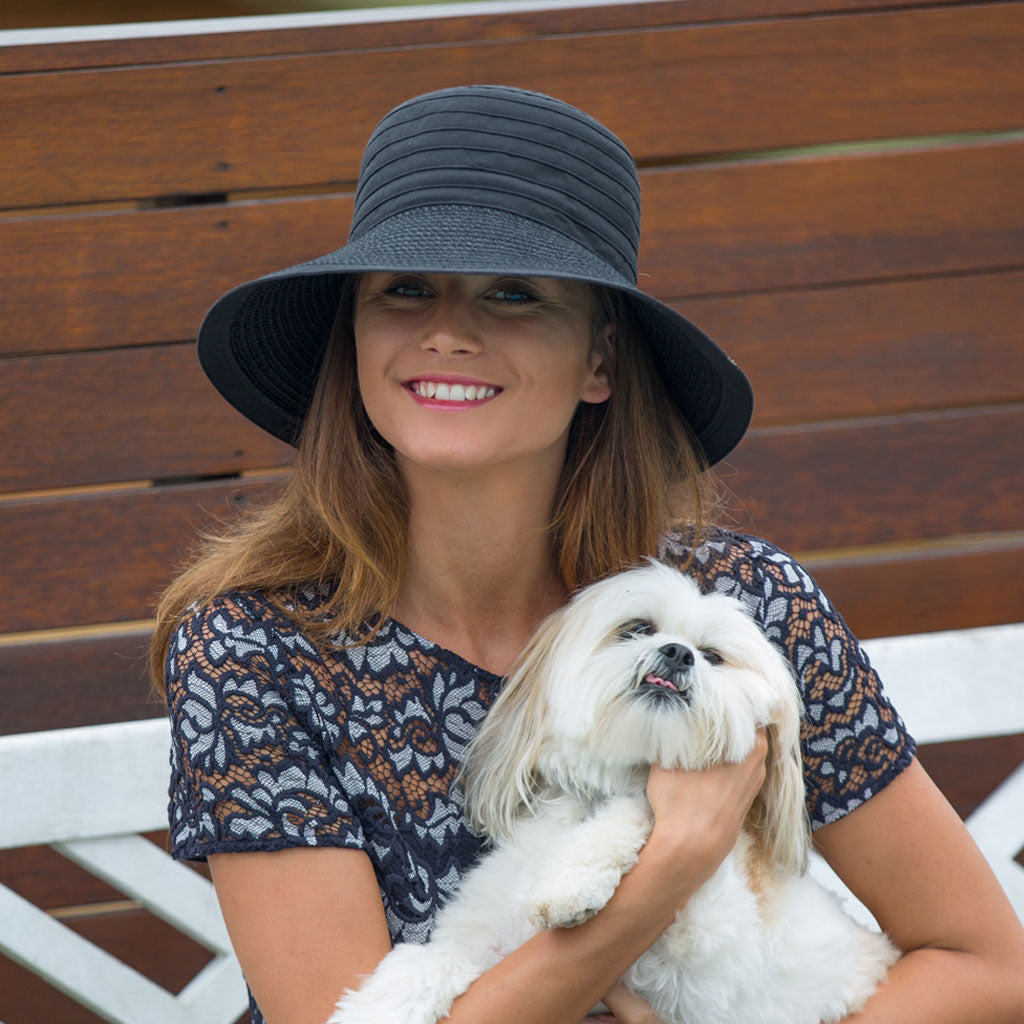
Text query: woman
154 86 1024 1024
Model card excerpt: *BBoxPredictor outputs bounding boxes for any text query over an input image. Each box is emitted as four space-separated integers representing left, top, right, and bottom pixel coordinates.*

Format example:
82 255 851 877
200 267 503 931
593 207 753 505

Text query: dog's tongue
644 672 677 691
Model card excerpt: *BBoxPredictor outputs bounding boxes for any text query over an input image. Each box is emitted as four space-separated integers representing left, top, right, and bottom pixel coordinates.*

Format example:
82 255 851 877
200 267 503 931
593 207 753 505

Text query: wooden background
1 0 1022 1018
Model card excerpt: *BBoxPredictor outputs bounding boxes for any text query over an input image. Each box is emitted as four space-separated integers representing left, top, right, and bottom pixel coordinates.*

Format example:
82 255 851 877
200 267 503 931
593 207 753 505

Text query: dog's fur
329 562 898 1024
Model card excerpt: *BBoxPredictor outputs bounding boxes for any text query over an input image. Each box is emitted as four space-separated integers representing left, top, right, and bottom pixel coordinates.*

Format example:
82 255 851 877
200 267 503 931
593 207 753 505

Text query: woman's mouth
407 380 500 404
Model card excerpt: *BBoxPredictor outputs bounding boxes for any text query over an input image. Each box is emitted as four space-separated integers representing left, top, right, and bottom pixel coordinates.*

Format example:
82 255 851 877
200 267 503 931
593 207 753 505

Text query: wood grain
5 4 1023 207
0 0 969 73
5 267 1022 492
3 142 1022 357
726 404 1024 552
0 477 276 632
0 629 159 735
806 539 1024 640
1 404 1019 632
0 345 294 491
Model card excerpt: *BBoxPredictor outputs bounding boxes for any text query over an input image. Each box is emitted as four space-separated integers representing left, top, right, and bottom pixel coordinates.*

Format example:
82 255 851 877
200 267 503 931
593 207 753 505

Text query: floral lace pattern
166 530 914 1023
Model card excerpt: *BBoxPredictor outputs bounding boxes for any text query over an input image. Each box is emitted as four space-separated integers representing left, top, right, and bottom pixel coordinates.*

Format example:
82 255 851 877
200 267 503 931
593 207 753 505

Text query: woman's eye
386 279 431 299
700 648 724 665
618 620 654 640
489 285 538 305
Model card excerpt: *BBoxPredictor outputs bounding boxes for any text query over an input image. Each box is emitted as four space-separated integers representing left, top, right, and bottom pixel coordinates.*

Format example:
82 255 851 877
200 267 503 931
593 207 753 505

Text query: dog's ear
459 609 567 840
747 658 810 876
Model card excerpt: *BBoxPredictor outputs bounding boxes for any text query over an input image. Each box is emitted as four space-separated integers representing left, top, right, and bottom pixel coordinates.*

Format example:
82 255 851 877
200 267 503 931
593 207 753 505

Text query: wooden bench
1 622 1021 1021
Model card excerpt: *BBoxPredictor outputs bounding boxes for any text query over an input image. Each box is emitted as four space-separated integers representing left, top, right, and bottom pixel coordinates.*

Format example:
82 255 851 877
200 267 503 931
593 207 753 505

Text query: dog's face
462 561 809 873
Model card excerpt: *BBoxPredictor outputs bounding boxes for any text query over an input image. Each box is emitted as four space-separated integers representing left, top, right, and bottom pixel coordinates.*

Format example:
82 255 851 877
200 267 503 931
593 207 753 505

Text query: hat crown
350 85 642 285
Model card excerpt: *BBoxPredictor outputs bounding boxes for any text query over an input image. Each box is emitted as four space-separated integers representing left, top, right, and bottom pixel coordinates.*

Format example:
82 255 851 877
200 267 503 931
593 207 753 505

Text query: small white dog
330 562 898 1024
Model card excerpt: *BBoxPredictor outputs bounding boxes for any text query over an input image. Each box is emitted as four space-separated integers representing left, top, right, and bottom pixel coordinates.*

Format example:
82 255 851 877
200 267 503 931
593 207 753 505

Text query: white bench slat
178 954 251 1024
0 718 171 849
54 834 234 953
862 622 1024 744
0 883 197 1024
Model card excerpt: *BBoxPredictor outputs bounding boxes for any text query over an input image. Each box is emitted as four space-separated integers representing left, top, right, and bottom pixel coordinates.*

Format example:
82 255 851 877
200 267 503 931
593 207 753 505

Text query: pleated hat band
349 86 642 285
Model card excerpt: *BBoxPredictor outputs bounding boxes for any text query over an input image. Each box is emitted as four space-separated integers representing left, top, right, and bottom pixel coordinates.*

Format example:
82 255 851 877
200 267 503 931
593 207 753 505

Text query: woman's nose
420 293 483 355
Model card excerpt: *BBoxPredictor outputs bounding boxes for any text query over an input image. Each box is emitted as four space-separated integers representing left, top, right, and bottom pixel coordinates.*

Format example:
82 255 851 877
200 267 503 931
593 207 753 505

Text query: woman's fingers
597 981 664 1023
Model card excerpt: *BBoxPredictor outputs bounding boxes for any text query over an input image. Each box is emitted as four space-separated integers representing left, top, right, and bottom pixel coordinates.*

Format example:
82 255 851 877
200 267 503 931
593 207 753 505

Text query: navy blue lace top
165 530 915 1023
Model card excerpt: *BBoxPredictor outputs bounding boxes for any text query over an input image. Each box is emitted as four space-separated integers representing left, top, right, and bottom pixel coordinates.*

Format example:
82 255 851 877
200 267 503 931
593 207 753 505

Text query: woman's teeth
411 382 497 401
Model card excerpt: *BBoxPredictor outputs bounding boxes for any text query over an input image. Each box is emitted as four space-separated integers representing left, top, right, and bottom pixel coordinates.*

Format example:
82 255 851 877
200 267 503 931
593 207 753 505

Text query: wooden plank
0 477 272 633
1 403 1020 633
0 345 294 491
4 5 1024 207
917 735 1024 822
808 540 1024 640
680 270 1024 427
3 142 1022 357
727 405 1024 552
6 265 1023 491
0 0 970 73
0 630 157 736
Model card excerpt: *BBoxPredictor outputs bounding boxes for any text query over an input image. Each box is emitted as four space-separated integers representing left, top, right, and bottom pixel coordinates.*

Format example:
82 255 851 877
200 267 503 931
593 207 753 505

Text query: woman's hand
584 981 664 1023
644 729 769 893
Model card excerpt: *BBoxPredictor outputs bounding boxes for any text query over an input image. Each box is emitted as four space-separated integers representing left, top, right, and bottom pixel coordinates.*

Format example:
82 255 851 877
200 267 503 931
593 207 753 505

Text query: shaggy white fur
329 562 899 1024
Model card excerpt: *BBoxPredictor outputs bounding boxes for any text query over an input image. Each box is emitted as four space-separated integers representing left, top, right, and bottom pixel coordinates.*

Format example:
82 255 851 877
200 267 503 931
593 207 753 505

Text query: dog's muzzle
640 643 694 701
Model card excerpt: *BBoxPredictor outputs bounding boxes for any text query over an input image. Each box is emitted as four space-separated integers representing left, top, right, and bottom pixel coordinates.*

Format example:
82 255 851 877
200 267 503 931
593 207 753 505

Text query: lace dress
165 530 915 1023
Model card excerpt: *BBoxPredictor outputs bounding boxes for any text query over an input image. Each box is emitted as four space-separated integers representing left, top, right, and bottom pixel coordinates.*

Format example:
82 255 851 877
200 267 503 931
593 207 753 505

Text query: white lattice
0 719 248 1024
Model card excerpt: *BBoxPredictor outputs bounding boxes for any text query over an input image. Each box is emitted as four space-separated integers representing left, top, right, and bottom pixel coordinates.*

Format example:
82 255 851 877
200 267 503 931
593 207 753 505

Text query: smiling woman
151 84 1024 1024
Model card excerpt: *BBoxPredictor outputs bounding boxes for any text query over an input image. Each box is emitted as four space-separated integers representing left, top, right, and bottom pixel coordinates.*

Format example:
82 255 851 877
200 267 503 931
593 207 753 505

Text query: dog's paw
528 864 624 929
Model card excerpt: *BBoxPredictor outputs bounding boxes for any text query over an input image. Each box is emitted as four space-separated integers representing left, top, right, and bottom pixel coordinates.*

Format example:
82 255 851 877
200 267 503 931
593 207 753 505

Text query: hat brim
198 204 752 465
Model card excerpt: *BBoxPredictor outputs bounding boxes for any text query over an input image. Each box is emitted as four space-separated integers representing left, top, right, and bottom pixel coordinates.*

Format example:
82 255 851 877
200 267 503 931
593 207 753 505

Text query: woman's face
353 272 611 479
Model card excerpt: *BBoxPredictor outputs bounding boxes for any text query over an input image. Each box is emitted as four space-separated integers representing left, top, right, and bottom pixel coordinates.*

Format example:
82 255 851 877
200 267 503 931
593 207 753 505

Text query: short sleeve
165 592 367 861
672 531 917 829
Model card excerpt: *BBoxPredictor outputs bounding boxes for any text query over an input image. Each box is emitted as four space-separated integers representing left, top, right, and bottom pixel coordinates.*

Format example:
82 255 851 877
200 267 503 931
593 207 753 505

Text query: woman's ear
581 324 614 405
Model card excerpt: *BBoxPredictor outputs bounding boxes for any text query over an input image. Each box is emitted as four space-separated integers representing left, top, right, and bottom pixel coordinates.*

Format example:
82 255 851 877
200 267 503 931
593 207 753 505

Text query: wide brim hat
198 85 753 466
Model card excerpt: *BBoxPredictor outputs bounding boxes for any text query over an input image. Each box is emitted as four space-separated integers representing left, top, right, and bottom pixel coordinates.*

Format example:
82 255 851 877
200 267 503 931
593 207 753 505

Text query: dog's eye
700 648 724 665
618 619 654 639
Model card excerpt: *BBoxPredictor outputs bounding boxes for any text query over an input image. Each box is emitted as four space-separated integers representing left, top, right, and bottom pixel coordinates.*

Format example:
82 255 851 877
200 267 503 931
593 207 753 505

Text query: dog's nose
658 643 695 671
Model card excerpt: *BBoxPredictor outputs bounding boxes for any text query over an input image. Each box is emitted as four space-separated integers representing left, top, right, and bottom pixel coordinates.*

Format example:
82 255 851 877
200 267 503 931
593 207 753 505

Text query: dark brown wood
806 539 1024 640
0 0 970 73
679 270 1024 427
2 403 1019 633
0 345 294 491
0 629 158 735
725 404 1024 552
5 5 1023 207
1 537 1021 735
4 142 1022 358
7 264 1023 492
917 735 1024 820
0 477 276 632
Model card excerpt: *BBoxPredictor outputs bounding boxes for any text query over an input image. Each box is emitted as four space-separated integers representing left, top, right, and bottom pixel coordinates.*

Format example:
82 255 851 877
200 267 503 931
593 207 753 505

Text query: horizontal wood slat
728 404 1024 552
0 630 159 736
6 266 1023 491
0 345 294 491
0 0 971 74
4 5 1024 207
2 405 1019 633
3 142 1022 358
0 478 273 633
807 540 1024 640
682 270 1024 425
2 540 1022 734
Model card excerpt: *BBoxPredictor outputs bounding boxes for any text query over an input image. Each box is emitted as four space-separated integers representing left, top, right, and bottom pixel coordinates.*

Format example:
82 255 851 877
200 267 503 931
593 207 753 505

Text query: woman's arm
208 737 768 1024
815 758 1024 1023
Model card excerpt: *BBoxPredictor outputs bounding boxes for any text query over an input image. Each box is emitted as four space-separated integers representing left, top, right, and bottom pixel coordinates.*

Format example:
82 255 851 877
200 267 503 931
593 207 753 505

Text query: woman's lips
405 378 502 405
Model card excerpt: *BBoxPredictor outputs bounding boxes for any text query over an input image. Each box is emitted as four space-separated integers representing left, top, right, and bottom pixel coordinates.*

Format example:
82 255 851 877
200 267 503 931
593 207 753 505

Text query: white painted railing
812 622 1024 928
1 623 1021 1019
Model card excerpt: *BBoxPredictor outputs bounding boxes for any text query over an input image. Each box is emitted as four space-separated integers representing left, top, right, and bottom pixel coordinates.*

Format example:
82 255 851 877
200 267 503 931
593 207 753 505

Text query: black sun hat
197 84 753 465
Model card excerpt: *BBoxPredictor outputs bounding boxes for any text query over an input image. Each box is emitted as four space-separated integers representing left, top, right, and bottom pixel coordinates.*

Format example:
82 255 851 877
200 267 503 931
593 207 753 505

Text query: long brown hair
149 278 719 692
